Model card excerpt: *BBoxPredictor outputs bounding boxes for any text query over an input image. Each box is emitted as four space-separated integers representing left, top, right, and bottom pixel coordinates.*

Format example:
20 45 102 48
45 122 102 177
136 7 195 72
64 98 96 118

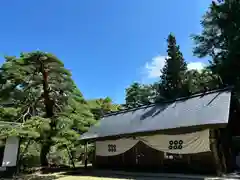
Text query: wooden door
122 143 136 170
135 141 162 172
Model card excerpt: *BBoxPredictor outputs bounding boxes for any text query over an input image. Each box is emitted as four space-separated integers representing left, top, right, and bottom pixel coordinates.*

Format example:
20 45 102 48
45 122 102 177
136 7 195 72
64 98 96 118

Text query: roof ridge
103 86 233 117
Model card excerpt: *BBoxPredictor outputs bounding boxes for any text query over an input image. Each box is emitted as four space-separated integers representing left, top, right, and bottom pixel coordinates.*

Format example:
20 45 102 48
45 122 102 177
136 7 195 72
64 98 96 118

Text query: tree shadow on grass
61 170 151 180
12 167 161 180
40 166 73 174
1 167 140 180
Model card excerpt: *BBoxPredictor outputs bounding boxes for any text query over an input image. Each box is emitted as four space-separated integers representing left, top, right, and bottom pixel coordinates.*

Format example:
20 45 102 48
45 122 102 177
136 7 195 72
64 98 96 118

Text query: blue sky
0 0 210 104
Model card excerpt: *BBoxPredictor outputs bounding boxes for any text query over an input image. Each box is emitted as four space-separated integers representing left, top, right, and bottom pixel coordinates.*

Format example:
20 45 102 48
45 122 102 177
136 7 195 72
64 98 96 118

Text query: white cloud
144 55 206 79
187 62 205 71
145 56 167 78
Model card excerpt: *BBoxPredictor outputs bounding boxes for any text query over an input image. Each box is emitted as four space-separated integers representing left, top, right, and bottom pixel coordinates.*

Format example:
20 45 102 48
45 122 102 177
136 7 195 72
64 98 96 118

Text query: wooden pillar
216 129 227 174
93 142 96 168
122 152 124 168
84 141 88 169
187 155 191 167
210 129 222 176
219 143 227 173
159 152 163 169
16 137 22 175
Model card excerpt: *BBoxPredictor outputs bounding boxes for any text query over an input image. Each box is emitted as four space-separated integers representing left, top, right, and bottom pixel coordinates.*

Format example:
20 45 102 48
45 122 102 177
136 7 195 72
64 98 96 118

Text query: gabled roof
80 88 232 141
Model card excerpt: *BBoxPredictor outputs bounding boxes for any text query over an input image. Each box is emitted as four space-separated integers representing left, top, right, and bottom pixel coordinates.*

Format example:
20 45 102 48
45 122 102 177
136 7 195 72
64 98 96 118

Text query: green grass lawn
56 172 133 180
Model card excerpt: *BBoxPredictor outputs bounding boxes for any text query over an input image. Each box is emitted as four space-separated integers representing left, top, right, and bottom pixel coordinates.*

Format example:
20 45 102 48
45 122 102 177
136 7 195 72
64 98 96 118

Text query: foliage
87 97 121 119
0 107 19 122
0 51 95 167
193 0 240 90
184 68 221 94
159 33 188 100
20 141 41 168
124 82 159 108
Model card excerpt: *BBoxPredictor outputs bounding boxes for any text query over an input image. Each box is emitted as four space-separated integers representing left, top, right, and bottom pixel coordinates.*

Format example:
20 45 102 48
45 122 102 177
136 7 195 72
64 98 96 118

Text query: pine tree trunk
39 58 55 167
40 143 51 167
65 145 75 168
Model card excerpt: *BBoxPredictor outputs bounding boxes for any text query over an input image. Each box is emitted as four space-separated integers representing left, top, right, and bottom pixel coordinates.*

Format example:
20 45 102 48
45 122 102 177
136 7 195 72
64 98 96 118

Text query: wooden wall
94 141 216 174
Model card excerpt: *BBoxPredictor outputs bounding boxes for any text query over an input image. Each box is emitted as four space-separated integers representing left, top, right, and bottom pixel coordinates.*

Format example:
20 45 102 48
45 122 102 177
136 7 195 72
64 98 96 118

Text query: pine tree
0 51 95 166
159 33 187 100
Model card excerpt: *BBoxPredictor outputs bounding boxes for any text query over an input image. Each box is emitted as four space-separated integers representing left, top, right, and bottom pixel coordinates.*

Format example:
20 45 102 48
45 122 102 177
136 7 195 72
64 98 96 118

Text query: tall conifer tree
160 33 187 100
